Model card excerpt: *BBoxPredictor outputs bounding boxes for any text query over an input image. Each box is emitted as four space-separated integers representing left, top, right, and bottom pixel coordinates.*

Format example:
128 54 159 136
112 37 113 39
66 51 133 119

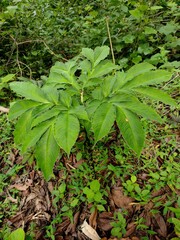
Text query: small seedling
111 212 126 238
83 180 107 212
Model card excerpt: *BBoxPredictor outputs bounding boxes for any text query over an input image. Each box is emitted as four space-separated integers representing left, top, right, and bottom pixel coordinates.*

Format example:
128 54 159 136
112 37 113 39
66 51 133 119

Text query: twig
10 35 23 76
17 39 68 61
19 61 32 80
0 106 9 113
103 0 115 64
105 16 115 64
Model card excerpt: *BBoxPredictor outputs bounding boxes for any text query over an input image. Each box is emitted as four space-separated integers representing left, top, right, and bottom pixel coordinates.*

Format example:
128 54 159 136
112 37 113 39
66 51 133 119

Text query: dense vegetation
0 0 179 239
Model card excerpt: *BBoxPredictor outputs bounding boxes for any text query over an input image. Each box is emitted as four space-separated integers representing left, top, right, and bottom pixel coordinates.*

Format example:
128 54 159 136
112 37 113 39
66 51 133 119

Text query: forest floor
0 86 179 240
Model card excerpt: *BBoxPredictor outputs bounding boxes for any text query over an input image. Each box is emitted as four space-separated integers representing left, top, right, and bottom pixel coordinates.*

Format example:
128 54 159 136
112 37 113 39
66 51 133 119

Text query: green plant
5 228 25 240
111 212 126 238
83 180 107 212
0 74 15 91
122 175 151 203
1 0 179 78
8 46 177 180
168 218 180 238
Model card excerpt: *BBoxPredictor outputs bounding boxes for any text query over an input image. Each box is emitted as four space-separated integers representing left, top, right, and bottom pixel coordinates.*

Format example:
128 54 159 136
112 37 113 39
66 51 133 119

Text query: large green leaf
1 74 15 83
86 99 102 118
82 46 110 67
31 103 58 118
109 92 139 104
133 87 177 107
49 61 77 85
21 120 54 153
124 62 155 82
59 90 72 108
42 85 59 104
8 228 25 240
92 102 115 142
69 105 89 121
54 113 80 155
115 101 162 122
35 126 59 180
31 106 61 127
81 48 94 63
10 82 49 103
111 71 126 93
9 100 41 120
116 107 145 156
89 60 117 79
121 70 172 89
14 110 33 146
93 46 110 67
47 70 70 84
102 76 116 97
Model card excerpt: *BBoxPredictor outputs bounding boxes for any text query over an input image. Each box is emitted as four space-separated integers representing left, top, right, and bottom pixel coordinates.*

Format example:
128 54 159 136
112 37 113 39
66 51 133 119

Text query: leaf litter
0 120 179 239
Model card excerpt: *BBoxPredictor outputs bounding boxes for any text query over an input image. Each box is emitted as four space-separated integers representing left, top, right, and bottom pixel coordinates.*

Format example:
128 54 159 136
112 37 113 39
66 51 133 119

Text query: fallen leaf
124 222 136 237
9 183 31 191
97 212 113 231
89 208 98 229
153 213 167 237
81 220 101 240
111 187 134 210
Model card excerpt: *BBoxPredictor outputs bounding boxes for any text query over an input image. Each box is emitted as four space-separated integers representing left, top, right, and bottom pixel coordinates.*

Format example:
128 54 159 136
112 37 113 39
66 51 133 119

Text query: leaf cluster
9 46 176 180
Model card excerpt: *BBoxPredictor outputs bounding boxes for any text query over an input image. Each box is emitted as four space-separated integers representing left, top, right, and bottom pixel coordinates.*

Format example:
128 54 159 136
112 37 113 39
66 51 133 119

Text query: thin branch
17 39 68 61
102 0 115 64
10 35 23 76
19 61 32 80
105 16 115 64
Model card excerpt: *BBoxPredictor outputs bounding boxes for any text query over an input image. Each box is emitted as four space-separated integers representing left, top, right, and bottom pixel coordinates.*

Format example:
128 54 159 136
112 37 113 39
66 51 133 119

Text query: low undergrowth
0 100 179 239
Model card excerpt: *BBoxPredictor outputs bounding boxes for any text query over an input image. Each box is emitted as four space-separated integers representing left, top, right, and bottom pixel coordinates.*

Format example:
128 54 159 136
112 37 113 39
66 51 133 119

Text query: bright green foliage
111 212 126 238
0 0 179 78
83 180 106 212
7 228 25 240
9 46 176 180
168 218 180 237
0 74 15 91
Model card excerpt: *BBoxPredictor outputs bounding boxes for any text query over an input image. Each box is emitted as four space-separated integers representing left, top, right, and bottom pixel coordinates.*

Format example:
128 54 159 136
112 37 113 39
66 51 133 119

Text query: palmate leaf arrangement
9 46 177 180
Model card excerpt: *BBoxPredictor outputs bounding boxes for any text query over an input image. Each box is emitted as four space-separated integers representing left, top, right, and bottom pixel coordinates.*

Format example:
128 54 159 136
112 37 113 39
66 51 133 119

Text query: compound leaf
92 102 115 142
54 113 80 155
10 81 49 103
90 60 117 79
35 126 59 180
93 46 110 66
116 107 145 156
81 48 94 63
9 100 41 120
21 120 54 153
133 87 177 107
115 101 162 122
14 109 33 146
124 62 155 82
121 70 172 89
31 106 60 127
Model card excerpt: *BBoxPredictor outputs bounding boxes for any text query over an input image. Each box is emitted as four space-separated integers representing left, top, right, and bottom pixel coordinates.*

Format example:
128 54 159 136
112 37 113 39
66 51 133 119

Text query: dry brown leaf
124 222 136 237
153 213 167 237
111 187 134 210
9 183 31 191
131 237 140 240
65 211 80 235
97 212 113 231
89 208 98 229
56 218 71 234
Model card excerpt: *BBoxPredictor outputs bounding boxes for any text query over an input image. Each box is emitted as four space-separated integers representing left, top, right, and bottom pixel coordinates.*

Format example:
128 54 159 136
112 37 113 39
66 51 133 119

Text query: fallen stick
0 106 9 113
